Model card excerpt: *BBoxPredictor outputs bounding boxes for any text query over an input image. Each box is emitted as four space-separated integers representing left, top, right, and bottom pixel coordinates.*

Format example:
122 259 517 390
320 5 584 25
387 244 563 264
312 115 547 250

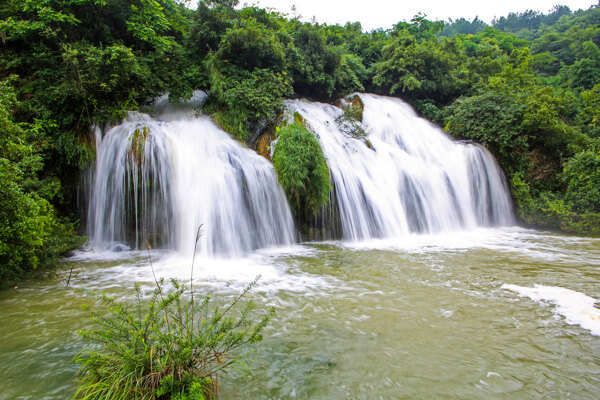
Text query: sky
240 0 599 31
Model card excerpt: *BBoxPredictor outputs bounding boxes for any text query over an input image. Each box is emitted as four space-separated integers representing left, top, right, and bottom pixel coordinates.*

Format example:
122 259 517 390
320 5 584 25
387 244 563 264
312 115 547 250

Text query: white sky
241 0 599 31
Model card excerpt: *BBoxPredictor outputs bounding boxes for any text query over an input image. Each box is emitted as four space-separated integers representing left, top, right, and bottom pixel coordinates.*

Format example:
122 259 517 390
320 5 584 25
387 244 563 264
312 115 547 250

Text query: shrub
205 61 292 142
73 277 272 399
510 172 600 236
0 78 83 287
272 123 331 219
562 150 600 213
444 91 527 170
201 15 293 142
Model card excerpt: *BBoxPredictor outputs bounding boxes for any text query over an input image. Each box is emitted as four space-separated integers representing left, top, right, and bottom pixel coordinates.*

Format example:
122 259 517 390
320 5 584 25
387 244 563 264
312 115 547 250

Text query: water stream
1 229 600 399
288 94 513 239
87 93 513 251
87 91 295 255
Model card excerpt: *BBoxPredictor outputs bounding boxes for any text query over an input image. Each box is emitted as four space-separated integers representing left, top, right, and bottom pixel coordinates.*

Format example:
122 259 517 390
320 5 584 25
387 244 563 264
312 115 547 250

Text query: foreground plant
73 276 271 399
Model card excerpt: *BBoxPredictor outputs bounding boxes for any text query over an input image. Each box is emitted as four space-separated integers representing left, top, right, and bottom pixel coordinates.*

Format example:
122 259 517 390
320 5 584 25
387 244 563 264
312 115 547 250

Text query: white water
87 92 295 256
503 284 600 336
286 94 514 240
87 92 514 255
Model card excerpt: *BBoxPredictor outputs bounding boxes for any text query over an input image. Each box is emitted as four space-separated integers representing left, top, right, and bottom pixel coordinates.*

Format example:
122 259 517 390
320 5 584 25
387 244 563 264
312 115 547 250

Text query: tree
0 79 81 286
562 150 600 213
445 91 526 170
372 31 458 104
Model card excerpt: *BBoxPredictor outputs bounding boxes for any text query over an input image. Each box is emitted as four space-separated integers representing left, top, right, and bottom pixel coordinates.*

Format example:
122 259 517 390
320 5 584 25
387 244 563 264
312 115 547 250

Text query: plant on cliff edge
272 123 331 219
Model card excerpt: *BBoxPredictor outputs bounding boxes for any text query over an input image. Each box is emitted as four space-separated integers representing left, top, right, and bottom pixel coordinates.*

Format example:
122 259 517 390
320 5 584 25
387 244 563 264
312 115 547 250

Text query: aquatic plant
73 239 272 399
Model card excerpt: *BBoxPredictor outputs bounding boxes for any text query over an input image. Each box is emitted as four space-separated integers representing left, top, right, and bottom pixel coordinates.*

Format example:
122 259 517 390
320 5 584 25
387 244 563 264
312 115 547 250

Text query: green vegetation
563 150 600 213
74 277 271 399
335 98 367 139
272 124 331 220
436 7 600 234
2 1 599 397
0 78 83 286
2 0 600 286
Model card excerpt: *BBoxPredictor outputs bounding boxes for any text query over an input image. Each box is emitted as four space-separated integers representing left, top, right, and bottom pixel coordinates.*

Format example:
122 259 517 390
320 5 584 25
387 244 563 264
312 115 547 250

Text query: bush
444 91 527 170
562 150 600 213
0 79 83 286
510 172 600 236
205 31 292 142
272 123 331 219
74 277 271 399
206 66 292 141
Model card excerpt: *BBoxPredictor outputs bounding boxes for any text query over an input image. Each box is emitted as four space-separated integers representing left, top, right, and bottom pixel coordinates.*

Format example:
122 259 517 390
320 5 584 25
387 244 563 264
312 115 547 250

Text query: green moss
272 124 331 219
130 126 149 164
293 112 305 126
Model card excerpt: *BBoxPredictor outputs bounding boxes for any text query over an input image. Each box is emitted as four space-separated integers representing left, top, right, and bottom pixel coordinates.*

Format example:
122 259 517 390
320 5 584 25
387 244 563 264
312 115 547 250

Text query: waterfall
86 91 514 255
87 92 295 256
286 93 514 240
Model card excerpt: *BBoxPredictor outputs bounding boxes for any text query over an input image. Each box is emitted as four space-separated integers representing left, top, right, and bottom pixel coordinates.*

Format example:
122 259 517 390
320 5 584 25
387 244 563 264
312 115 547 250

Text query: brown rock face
527 147 561 184
334 94 365 122
256 133 272 160
350 95 364 122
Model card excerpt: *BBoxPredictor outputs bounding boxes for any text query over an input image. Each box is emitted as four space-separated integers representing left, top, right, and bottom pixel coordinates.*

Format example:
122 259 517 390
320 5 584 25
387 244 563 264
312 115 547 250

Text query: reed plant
73 234 272 399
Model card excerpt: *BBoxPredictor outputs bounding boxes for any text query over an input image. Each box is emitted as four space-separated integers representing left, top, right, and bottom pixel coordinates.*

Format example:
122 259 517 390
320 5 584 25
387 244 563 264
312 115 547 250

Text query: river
1 227 599 399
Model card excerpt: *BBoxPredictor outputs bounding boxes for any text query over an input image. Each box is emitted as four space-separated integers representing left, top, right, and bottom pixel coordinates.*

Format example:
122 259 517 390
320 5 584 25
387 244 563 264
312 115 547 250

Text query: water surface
1 227 600 399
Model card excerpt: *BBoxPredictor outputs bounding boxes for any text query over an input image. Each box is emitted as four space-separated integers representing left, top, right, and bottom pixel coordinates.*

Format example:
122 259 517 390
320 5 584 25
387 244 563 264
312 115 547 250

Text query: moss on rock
272 123 331 219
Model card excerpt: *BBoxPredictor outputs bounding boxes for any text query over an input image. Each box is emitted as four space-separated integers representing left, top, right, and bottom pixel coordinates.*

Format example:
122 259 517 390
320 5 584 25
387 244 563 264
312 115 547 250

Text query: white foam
66 245 337 296
503 284 600 336
338 227 600 268
286 94 514 241
339 227 538 254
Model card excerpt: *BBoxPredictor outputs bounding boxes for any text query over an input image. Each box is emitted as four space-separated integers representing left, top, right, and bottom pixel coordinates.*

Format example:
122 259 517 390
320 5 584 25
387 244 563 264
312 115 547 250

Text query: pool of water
1 227 600 399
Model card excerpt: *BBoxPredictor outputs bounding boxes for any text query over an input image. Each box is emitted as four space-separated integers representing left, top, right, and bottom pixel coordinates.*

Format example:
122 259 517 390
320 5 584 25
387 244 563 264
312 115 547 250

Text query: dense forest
1 0 600 285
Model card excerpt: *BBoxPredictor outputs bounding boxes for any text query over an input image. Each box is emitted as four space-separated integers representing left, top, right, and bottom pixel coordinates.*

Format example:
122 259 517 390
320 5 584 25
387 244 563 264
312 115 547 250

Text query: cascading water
87 92 295 256
286 93 514 240
87 91 513 255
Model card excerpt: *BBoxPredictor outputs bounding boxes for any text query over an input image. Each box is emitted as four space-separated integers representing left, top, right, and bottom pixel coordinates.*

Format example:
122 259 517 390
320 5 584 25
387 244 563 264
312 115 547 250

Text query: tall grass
73 233 272 399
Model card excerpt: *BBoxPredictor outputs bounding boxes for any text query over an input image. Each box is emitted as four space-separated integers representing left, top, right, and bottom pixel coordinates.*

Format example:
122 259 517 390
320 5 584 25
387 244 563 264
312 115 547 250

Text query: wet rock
111 243 130 252
349 94 364 122
527 147 560 184
130 126 149 164
256 134 272 160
